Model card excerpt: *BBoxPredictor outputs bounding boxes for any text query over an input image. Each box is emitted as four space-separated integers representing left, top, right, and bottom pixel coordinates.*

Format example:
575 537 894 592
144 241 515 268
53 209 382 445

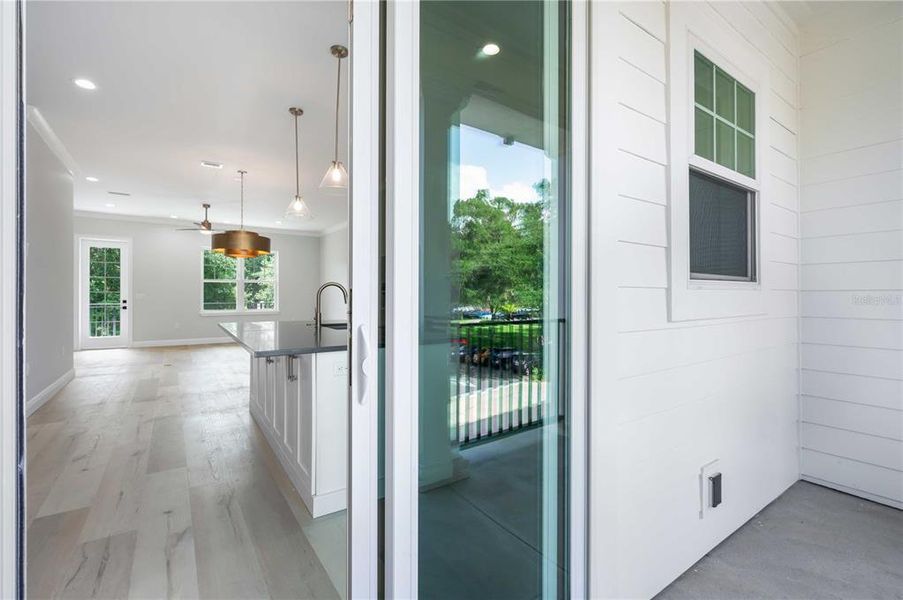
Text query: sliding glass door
385 1 575 597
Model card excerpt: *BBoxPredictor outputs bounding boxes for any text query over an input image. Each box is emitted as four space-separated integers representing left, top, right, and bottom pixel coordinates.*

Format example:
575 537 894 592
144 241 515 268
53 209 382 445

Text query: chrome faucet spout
314 281 348 328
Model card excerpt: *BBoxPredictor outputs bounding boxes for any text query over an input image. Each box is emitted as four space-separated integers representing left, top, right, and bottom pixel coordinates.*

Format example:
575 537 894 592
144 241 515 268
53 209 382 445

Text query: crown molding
73 210 323 238
26 106 79 176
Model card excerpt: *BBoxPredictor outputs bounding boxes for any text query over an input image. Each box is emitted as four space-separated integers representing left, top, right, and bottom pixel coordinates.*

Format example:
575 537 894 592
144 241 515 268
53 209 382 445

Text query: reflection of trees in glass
451 181 547 315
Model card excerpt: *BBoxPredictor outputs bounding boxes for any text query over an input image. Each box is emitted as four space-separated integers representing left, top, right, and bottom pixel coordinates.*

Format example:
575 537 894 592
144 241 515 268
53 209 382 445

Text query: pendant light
320 44 349 190
285 107 312 218
211 170 271 258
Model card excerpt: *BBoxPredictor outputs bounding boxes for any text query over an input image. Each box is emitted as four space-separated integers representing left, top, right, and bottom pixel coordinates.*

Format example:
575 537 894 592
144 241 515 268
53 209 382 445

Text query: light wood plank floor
27 344 345 600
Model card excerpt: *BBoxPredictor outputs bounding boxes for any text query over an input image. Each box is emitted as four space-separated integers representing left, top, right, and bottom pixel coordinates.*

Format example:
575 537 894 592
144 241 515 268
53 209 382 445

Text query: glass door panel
79 239 130 349
417 2 570 597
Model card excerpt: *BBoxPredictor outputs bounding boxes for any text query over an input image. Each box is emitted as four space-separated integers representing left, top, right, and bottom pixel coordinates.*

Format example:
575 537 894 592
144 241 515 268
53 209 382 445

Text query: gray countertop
219 320 348 357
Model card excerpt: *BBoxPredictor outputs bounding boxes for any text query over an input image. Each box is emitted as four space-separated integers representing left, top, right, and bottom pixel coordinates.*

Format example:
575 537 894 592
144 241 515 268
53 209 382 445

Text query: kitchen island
219 320 348 517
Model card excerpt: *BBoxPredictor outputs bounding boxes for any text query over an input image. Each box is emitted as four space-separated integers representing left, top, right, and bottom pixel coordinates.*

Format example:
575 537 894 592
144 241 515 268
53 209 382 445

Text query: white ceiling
26 1 349 233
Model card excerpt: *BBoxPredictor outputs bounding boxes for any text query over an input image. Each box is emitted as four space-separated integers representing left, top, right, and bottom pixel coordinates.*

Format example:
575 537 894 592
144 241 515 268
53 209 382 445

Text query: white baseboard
131 336 233 348
27 368 75 417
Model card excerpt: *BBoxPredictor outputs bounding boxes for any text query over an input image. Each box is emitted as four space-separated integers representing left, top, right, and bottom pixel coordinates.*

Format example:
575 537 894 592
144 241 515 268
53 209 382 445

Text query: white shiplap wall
798 2 903 509
591 2 802 597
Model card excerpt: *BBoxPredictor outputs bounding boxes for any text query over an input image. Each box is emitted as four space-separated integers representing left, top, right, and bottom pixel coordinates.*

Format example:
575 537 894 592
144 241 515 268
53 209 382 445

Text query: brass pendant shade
211 170 271 258
211 229 270 258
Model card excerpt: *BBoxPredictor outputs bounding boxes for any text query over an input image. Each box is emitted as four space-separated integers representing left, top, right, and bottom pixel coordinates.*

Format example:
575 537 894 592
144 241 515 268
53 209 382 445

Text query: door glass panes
88 246 122 337
419 2 570 598
693 51 755 177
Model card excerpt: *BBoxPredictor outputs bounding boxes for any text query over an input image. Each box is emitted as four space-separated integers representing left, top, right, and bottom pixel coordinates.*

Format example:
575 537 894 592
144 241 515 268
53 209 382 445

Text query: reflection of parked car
490 347 516 369
472 347 490 365
512 351 540 374
462 309 492 320
512 309 539 320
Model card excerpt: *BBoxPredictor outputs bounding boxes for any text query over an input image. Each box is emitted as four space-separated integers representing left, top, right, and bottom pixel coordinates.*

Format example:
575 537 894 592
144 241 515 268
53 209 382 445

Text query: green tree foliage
450 181 547 314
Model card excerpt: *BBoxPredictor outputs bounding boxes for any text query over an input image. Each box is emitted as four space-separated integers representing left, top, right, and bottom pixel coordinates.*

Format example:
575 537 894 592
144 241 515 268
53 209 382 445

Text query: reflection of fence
450 319 552 445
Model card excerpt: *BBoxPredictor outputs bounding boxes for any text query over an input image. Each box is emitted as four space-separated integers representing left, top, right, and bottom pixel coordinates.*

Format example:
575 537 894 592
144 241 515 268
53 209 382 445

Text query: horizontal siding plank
769 204 799 237
802 261 903 291
802 344 903 380
801 139 903 186
802 231 903 264
618 1 666 43
801 169 903 213
708 1 797 83
802 370 903 411
617 105 667 164
768 290 798 319
802 395 903 440
768 90 798 134
768 118 797 161
801 87 903 158
618 150 668 205
801 290 903 321
617 242 667 288
801 449 903 503
767 174 799 212
618 58 667 122
802 317 903 351
801 200 903 238
618 318 797 378
616 196 667 247
768 232 799 264
767 147 798 185
617 287 669 332
800 1 903 56
618 14 666 82
768 261 798 290
802 422 903 472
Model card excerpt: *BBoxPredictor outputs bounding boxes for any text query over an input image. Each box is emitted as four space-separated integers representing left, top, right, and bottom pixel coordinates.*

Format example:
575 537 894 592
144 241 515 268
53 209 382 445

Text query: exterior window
689 170 756 281
202 250 278 312
694 51 755 178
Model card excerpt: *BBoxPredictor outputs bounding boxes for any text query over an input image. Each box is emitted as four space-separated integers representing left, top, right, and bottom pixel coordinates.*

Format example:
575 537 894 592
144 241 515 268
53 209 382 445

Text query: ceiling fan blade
176 227 202 231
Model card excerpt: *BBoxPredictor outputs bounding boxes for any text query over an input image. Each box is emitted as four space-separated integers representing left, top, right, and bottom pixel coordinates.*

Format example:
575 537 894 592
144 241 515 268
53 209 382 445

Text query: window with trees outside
201 250 278 312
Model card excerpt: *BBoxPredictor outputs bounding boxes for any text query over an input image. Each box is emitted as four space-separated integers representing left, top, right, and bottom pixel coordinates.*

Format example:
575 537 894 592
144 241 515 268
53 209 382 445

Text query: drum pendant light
285 107 312 218
320 44 349 190
211 170 271 258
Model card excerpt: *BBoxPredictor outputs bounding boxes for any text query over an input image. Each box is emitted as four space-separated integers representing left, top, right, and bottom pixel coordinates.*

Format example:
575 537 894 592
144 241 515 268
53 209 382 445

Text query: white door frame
77 237 132 350
0 0 21 596
348 1 381 597
384 1 589 596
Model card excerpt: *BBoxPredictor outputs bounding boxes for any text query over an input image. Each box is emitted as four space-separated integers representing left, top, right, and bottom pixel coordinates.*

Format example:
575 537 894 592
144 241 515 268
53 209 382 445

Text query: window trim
199 247 280 315
667 6 771 321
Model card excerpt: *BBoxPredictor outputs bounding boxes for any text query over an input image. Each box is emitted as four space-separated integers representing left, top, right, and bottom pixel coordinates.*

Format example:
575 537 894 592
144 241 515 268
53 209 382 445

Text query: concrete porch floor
657 481 903 599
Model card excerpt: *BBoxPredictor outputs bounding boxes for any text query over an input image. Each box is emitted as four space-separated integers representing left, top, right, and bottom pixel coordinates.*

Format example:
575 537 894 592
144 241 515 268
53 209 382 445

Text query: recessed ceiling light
481 43 500 56
275 220 282 225
85 176 99 183
170 215 178 219
73 78 97 90
200 161 223 169
105 203 115 208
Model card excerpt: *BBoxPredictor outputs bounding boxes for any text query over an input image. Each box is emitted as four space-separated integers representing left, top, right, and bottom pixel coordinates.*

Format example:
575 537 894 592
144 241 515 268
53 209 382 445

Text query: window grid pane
693 51 755 179
202 250 277 312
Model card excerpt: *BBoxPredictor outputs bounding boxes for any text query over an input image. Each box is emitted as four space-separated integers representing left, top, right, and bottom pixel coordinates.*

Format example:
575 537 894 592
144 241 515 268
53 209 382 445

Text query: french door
78 238 131 350
380 1 587 598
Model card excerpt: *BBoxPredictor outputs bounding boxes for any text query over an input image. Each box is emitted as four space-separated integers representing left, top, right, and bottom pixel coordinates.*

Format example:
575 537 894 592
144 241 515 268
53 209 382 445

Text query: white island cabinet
220 321 348 518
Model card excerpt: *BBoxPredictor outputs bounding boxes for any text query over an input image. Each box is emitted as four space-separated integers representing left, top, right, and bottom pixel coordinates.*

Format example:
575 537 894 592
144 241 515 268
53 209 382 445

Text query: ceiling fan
177 203 222 235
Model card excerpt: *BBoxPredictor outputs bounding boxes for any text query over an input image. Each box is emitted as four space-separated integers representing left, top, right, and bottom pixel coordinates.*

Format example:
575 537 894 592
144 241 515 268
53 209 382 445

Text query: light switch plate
699 459 720 519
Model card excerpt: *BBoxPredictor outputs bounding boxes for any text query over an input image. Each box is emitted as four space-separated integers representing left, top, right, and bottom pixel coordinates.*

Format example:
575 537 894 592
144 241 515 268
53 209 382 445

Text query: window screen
689 170 756 281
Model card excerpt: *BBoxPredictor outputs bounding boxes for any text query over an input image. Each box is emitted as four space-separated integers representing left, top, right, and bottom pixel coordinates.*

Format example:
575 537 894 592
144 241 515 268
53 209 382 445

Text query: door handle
356 323 370 405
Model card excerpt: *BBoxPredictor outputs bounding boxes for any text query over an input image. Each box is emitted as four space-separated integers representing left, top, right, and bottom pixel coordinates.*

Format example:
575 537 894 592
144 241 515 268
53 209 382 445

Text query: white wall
798 3 903 509
25 121 74 411
74 215 322 344
590 2 801 597
318 224 349 322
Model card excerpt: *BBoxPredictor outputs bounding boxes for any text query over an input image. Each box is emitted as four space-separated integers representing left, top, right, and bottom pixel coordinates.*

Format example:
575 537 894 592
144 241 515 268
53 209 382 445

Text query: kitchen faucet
314 281 348 328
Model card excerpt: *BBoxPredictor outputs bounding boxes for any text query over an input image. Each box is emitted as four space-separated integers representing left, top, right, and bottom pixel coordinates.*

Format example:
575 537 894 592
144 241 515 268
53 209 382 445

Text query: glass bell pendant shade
319 160 348 190
285 194 311 219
